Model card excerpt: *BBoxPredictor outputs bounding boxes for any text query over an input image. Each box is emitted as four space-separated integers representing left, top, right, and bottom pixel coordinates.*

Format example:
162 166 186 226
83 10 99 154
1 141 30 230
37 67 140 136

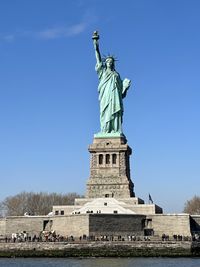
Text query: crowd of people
0 231 196 243
161 234 191 241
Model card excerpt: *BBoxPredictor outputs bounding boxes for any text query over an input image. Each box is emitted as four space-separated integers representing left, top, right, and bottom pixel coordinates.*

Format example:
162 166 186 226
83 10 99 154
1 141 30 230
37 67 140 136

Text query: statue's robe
96 62 124 133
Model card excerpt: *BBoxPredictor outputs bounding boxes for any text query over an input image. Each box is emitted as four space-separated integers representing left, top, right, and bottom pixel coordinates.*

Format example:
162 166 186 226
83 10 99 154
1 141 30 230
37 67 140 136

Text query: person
93 31 131 134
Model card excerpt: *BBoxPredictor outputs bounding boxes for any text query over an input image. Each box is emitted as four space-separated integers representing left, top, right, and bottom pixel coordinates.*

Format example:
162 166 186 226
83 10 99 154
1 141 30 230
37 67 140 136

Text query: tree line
183 195 200 215
0 191 82 217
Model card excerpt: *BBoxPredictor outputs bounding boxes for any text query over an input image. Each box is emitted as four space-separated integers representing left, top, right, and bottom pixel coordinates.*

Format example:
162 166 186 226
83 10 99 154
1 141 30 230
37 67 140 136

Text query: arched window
112 154 117 164
106 154 110 164
99 154 103 165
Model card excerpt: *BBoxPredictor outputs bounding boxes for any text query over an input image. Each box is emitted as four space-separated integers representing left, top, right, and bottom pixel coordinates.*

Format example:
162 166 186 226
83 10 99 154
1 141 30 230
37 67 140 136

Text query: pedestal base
86 135 135 198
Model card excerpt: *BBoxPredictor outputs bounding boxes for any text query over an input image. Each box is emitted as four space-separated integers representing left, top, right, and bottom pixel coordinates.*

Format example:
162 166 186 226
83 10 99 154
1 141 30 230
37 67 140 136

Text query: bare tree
0 191 82 216
183 195 200 214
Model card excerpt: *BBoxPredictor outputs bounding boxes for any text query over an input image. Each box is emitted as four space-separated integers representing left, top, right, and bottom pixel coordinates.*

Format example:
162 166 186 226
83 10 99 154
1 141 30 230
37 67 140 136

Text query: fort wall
52 215 89 237
4 216 47 236
148 214 191 236
89 214 145 237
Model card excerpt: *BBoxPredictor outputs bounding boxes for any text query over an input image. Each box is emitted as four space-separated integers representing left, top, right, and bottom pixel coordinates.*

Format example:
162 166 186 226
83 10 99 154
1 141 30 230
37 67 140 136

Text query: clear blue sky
0 0 199 213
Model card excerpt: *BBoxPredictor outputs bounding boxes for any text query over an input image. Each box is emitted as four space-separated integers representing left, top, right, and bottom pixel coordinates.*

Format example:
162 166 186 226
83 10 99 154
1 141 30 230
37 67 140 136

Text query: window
113 210 118 214
112 154 117 164
55 210 59 215
86 210 93 213
105 194 109 198
99 154 103 165
60 210 64 215
106 154 110 164
104 202 107 206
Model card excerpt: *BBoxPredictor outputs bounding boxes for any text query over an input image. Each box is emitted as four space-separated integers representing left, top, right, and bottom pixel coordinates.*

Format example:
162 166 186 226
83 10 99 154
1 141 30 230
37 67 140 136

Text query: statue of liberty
93 31 131 135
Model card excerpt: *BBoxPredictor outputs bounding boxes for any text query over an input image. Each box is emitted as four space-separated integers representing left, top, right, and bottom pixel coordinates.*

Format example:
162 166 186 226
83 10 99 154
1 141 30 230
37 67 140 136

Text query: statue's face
106 58 114 69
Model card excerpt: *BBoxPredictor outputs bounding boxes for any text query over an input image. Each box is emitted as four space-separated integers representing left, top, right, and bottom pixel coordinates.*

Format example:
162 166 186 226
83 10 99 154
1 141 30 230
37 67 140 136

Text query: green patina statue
93 31 131 136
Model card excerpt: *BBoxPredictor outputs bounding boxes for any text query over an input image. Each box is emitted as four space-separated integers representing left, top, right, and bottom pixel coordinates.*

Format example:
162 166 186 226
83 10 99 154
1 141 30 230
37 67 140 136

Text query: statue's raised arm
92 31 101 65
